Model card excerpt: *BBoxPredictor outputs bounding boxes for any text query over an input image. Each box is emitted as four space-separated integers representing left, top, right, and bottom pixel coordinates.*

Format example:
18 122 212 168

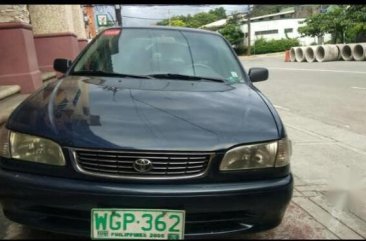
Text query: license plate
91 209 185 240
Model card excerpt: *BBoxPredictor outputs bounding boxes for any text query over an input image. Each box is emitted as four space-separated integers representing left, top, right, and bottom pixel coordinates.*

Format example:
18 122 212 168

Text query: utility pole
168 9 171 26
115 4 122 27
246 5 252 56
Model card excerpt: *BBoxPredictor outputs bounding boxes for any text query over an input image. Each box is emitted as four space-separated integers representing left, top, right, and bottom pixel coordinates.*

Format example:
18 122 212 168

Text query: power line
121 15 166 20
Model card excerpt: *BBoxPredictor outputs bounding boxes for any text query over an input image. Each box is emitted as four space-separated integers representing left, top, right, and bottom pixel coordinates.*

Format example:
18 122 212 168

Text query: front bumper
0 169 293 238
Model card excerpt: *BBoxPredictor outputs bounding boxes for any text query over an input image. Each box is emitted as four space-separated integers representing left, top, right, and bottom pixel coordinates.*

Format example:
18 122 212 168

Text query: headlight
0 127 65 166
220 137 291 171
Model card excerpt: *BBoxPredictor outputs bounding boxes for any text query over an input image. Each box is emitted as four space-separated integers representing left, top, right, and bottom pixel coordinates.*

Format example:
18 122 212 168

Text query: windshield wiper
147 73 225 83
71 70 152 79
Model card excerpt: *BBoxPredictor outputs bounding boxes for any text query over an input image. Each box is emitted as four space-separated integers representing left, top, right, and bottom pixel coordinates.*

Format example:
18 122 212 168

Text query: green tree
218 24 244 46
208 7 226 19
324 5 350 43
156 7 226 28
218 11 244 50
298 13 327 44
345 5 366 42
251 5 295 17
298 5 366 44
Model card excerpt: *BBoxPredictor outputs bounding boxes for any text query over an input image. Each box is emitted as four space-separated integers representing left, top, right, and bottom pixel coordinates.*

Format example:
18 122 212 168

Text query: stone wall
28 5 75 35
0 4 87 93
0 5 30 23
71 5 87 39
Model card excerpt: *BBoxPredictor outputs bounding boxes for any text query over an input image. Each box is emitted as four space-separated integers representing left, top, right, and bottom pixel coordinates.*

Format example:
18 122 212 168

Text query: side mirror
248 67 269 82
53 58 72 73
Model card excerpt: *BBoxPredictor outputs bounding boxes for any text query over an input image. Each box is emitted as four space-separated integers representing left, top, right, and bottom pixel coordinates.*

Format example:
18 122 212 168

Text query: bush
233 44 247 55
252 38 299 55
219 24 244 47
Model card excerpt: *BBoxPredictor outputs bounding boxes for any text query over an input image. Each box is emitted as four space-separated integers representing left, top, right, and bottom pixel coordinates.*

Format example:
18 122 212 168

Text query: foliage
345 5 366 42
170 19 186 27
252 38 299 55
233 44 247 55
298 5 366 44
250 5 295 17
156 7 226 28
298 13 327 39
207 7 226 19
218 24 244 46
325 6 351 43
158 7 243 48
216 11 244 49
226 12 245 25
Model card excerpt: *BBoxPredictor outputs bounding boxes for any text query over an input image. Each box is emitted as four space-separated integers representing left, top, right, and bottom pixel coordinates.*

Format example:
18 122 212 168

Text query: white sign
97 14 108 26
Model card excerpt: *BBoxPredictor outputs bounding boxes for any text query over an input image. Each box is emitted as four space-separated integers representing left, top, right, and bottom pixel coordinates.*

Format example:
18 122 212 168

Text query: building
202 18 227 29
200 12 247 30
82 5 97 39
240 7 332 47
0 5 89 94
202 6 332 47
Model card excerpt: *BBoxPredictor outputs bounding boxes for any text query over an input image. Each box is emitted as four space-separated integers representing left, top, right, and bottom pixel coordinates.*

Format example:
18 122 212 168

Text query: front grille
72 149 213 179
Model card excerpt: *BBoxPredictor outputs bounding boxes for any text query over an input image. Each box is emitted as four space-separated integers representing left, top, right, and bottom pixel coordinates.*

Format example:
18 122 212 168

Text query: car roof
103 26 221 36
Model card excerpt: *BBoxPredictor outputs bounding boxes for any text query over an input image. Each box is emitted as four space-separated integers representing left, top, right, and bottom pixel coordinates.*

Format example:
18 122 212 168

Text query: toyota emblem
133 159 153 173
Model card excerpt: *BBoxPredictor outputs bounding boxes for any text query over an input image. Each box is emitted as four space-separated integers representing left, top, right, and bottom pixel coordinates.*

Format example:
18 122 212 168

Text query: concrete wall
28 5 75 34
0 23 42 93
71 5 87 39
0 5 30 23
240 18 332 46
0 4 87 93
28 5 87 72
0 6 42 93
28 4 86 38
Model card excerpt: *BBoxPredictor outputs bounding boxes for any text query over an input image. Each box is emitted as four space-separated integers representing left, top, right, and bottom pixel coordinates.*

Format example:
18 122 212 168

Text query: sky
118 5 248 26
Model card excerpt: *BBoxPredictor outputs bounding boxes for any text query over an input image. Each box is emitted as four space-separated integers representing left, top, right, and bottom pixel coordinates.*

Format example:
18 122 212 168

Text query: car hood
8 76 279 151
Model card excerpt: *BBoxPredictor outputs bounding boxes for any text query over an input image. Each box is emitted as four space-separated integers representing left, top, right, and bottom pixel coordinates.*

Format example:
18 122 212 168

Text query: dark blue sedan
0 27 292 239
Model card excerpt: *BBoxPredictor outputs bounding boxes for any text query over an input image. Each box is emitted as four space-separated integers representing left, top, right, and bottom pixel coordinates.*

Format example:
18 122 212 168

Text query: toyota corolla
0 27 293 239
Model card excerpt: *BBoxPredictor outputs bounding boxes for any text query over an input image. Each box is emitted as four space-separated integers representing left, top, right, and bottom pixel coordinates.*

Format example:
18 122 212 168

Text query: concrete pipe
289 47 297 62
315 45 339 62
340 44 356 61
304 46 318 63
353 43 366 61
295 47 307 62
336 44 346 60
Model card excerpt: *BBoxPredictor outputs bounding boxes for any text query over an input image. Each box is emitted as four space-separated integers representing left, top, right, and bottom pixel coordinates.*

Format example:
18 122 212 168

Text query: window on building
254 29 279 35
284 28 293 33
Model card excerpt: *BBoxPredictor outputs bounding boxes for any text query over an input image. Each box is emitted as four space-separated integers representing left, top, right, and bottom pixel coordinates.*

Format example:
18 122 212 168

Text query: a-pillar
0 5 42 93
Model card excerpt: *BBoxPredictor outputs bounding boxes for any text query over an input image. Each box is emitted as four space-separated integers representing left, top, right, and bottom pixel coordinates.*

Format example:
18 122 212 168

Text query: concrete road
242 53 366 135
0 53 365 239
240 53 366 239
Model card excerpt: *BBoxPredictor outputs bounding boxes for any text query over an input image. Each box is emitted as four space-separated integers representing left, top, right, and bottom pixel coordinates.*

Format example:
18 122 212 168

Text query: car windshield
71 28 245 84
